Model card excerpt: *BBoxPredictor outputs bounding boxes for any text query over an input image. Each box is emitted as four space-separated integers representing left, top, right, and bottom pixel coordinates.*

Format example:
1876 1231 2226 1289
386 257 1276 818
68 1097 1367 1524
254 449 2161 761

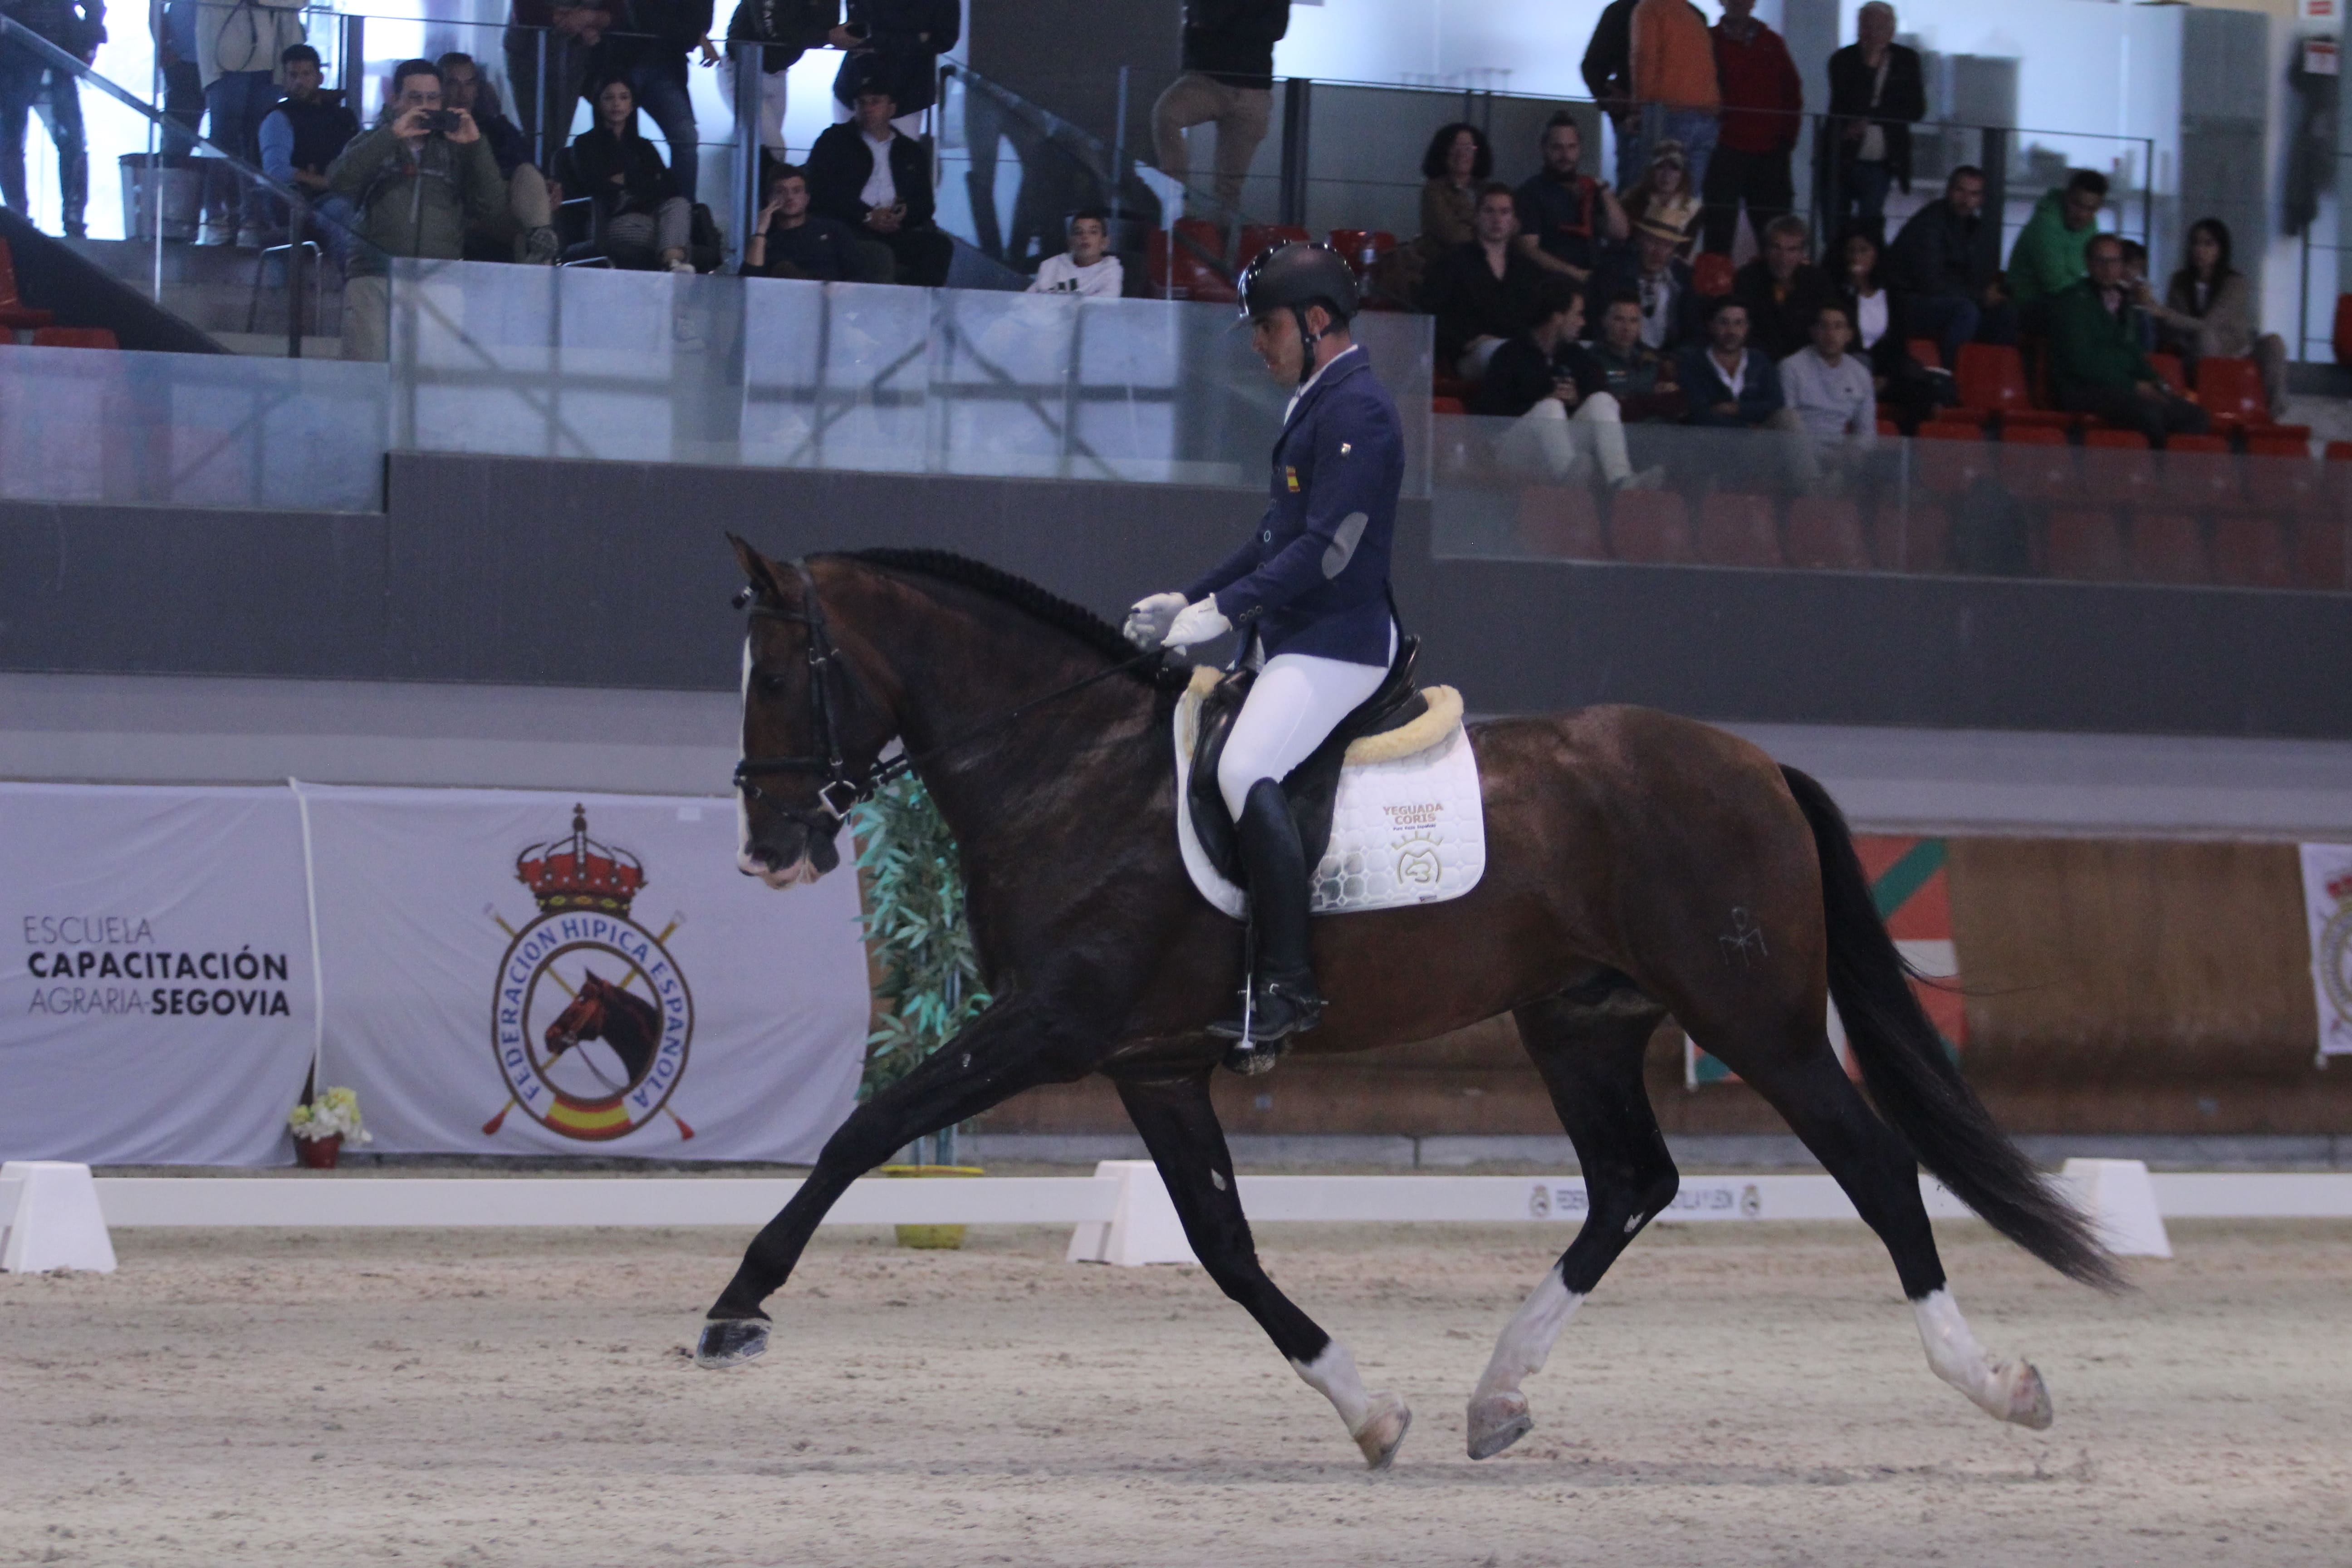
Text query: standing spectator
558 75 694 271
1513 111 1626 283
603 0 712 204
0 0 101 238
1678 297 1792 428
1588 289 1687 422
1479 275 1658 490
327 59 507 360
256 44 358 262
723 0 850 165
1427 181 1546 384
1731 214 1835 361
1152 0 1289 224
1777 301 1877 448
1703 0 1799 257
741 162 871 279
2006 168 2106 318
1627 0 1718 200
1588 211 1702 353
198 0 305 245
1619 140 1698 252
154 0 202 158
807 85 952 285
1822 1 1923 243
1029 210 1123 296
833 0 955 134
505 0 612 169
2047 232 2208 446
1583 0 1638 188
2145 217 2288 419
436 52 560 264
1885 165 2015 368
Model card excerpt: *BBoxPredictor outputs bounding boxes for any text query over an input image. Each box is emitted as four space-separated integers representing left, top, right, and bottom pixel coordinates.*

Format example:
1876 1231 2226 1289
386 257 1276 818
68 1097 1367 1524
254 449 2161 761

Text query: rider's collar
1284 343 1362 427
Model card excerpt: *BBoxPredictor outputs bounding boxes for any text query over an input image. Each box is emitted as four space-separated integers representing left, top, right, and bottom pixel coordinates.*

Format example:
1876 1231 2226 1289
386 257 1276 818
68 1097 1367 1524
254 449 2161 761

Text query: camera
419 108 462 133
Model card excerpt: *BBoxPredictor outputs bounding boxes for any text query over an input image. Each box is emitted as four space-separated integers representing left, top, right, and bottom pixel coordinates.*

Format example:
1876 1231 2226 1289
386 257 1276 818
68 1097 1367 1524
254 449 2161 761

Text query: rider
1124 241 1406 1058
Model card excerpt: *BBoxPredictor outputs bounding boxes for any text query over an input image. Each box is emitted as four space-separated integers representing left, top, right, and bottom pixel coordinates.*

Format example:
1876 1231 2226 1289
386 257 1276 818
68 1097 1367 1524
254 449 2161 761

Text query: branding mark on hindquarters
1719 906 1768 970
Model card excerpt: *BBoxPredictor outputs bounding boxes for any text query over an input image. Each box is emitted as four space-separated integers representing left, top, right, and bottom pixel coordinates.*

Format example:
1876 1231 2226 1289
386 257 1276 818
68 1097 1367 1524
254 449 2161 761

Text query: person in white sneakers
1027 210 1125 297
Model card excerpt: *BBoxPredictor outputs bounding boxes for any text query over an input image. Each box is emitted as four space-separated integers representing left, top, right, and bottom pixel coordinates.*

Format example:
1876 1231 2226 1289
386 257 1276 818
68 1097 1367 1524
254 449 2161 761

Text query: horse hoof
695 1317 770 1369
1352 1391 1412 1470
1994 1360 2054 1430
1466 1391 1533 1460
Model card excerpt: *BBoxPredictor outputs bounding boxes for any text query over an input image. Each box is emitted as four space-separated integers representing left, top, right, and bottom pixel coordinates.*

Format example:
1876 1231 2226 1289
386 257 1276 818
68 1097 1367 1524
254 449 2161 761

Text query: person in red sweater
1701 0 1801 256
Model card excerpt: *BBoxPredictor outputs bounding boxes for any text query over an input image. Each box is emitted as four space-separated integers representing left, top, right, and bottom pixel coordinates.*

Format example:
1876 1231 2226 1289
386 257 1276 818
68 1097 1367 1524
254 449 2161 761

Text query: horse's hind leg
1115 1071 1413 1470
1467 980 1677 1460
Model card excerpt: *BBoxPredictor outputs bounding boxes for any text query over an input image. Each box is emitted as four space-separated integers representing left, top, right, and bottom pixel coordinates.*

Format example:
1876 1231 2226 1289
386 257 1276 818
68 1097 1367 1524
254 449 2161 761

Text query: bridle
731 558 1168 828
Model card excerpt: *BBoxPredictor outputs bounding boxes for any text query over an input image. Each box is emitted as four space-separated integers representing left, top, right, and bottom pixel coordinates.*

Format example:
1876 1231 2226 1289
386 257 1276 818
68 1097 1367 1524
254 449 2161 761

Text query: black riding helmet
1237 242 1359 382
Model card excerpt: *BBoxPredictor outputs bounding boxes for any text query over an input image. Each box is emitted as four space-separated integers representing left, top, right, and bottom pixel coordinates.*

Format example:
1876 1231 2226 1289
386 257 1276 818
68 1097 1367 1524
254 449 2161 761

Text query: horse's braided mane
838 548 1192 689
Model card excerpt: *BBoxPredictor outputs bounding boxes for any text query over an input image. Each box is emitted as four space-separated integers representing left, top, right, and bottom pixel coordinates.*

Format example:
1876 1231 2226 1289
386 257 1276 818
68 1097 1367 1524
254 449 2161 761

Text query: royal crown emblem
515 804 647 915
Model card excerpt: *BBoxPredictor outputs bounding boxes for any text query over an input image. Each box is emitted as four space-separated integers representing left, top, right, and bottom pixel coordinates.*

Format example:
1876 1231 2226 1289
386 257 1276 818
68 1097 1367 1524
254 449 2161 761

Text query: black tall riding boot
1210 778 1326 1070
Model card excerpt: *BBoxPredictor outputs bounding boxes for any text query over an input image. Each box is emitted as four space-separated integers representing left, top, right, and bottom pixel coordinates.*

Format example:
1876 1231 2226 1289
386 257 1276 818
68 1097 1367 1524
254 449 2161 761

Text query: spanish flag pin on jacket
1285 466 1299 491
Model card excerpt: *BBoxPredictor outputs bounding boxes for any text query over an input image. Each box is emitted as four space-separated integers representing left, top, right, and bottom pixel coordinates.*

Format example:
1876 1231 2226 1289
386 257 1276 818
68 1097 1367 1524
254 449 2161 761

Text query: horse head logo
544 969 664 1089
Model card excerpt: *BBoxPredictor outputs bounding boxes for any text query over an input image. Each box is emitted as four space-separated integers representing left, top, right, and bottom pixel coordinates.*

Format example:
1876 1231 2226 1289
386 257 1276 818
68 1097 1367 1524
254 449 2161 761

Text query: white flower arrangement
288 1086 373 1145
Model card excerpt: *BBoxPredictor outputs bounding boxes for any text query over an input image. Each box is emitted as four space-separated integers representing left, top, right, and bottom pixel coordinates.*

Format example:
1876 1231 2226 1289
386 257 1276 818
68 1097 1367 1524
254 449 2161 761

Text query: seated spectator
1619 140 1698 253
1885 164 2016 368
1677 297 1793 429
2007 168 2107 321
1835 224 1944 429
1588 289 1687 422
1029 210 1124 297
328 58 508 360
1428 181 1547 383
1391 120 1491 308
1588 212 1702 353
2144 217 2288 419
2117 239 2158 353
557 75 695 272
1477 275 1659 490
1731 214 1835 361
1513 110 1627 283
2048 232 2209 446
256 44 359 265
808 86 954 287
741 163 876 280
1777 301 1877 449
437 51 559 265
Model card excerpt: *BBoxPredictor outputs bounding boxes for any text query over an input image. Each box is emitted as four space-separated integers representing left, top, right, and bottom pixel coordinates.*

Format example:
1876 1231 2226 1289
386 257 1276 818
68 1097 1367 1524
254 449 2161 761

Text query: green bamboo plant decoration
850 777 991 1158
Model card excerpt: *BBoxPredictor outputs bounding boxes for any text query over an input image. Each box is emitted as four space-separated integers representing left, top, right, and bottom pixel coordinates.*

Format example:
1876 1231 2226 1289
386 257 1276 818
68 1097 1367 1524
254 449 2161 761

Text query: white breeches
1217 624 1396 820
1497 391 1633 485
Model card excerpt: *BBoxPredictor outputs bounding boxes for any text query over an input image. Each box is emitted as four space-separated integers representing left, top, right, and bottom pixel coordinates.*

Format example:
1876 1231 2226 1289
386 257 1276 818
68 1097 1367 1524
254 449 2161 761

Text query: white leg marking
735 636 759 876
1292 1340 1412 1469
1466 1264 1584 1459
1913 1287 2054 1430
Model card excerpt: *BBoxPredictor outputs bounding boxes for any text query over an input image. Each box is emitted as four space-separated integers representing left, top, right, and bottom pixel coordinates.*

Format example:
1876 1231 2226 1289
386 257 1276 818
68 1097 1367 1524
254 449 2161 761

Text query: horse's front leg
1114 1070 1413 1470
696 987 1097 1366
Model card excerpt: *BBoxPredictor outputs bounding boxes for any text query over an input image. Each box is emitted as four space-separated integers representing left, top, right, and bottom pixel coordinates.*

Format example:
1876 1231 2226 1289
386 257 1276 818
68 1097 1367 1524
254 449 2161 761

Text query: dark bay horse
704 539 2118 1468
545 970 662 1091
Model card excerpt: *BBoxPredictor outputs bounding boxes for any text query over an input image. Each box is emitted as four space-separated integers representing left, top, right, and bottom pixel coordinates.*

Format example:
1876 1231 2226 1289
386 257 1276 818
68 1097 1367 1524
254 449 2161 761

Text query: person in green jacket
2048 231 2207 446
328 57 509 362
2006 168 2107 318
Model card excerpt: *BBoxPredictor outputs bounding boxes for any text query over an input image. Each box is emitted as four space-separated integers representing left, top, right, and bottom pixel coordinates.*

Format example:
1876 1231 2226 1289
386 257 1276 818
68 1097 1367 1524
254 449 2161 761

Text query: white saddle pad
1173 675 1487 919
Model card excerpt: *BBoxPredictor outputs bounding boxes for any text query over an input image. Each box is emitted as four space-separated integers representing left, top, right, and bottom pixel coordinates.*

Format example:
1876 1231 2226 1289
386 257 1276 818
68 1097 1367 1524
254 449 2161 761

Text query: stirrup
1210 976 1325 1075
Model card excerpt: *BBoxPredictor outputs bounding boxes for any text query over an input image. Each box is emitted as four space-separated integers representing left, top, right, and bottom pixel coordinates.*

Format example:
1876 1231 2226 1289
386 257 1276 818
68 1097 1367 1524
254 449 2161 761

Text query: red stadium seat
1237 224 1311 272
2335 294 2352 370
2244 441 2323 513
2147 352 2189 395
1955 343 2071 430
2078 433 2161 506
1691 252 1735 298
2082 428 2151 450
2327 441 2352 463
1914 426 1994 492
2295 514 2348 590
2163 432 2238 508
2194 356 2269 431
1880 501 1950 573
1607 489 1696 563
2128 512 2209 584
1514 485 1608 559
2210 514 2295 589
31 326 117 349
1784 496 1873 571
1875 418 1900 437
1145 221 1237 302
1906 337 1941 371
1696 492 1783 567
0 238 52 330
1997 427 2074 500
2046 511 2127 580
1327 229 1396 276
1430 395 1466 415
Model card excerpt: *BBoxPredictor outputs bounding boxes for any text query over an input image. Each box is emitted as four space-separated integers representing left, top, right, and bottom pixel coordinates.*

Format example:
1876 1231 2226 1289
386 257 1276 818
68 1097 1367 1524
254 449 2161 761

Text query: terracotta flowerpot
294 1133 342 1170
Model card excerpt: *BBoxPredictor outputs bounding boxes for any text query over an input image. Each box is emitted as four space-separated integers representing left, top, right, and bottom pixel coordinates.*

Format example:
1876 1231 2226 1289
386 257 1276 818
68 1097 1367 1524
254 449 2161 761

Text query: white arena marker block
0 1161 118 1274
2060 1157 2172 1259
1065 1160 1197 1267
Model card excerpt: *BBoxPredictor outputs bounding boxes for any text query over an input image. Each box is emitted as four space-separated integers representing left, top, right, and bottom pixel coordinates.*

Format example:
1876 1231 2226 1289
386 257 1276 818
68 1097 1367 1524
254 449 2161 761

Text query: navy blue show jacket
1184 346 1402 667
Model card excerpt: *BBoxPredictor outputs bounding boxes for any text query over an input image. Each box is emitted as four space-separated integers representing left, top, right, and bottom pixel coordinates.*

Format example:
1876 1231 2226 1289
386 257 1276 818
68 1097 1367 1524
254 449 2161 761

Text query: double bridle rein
731 559 1166 825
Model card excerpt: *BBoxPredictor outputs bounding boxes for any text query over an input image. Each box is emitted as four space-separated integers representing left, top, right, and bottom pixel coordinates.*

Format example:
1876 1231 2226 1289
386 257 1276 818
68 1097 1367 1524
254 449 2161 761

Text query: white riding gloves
1123 591 1188 650
1163 598 1233 649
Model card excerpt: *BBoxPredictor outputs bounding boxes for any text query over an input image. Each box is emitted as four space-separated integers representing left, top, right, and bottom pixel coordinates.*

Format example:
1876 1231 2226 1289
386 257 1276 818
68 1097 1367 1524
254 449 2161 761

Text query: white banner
0 784 317 1165
301 785 867 1162
2300 843 2352 1064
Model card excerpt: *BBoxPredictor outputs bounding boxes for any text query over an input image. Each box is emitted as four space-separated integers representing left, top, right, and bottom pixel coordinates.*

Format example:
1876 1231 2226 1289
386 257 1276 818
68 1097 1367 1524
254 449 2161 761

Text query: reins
732 559 1167 822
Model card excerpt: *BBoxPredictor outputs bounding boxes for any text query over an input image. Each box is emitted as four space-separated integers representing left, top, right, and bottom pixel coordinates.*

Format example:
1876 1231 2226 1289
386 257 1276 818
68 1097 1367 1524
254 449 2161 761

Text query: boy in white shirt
1777 301 1878 449
1028 211 1126 297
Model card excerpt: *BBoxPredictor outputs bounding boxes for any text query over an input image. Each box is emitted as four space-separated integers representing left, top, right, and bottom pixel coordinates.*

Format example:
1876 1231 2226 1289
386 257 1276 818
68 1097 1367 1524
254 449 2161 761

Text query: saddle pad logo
484 805 696 1142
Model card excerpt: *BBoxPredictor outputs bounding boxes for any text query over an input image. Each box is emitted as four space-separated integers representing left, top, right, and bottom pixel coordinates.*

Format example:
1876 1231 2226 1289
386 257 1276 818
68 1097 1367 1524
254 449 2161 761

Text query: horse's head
544 971 610 1058
729 537 902 889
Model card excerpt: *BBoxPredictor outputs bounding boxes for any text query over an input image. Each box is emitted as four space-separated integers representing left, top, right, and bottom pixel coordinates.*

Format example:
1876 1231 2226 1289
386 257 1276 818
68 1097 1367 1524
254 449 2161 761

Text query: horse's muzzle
738 816 842 888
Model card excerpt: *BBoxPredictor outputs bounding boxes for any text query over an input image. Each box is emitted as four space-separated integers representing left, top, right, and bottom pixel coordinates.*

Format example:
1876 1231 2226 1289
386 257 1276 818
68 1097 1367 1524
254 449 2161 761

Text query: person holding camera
326 57 508 360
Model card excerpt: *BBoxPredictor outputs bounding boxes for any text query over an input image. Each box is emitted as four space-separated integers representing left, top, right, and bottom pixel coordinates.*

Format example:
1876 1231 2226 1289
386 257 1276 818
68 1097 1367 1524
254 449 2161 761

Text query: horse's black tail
1781 765 2125 1293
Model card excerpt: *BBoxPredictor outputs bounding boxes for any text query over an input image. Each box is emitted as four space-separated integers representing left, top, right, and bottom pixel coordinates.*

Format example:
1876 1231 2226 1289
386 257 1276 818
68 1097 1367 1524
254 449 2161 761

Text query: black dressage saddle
1188 636 1426 888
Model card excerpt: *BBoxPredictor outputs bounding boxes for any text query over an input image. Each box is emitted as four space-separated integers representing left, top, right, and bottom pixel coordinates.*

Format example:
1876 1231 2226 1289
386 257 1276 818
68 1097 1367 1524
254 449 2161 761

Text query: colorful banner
2297 843 2352 1063
1688 836 1964 1088
0 785 318 1165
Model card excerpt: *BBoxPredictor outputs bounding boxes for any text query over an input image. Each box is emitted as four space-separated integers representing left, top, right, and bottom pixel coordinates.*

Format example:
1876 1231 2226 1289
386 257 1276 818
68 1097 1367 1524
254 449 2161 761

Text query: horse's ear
727 533 788 607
